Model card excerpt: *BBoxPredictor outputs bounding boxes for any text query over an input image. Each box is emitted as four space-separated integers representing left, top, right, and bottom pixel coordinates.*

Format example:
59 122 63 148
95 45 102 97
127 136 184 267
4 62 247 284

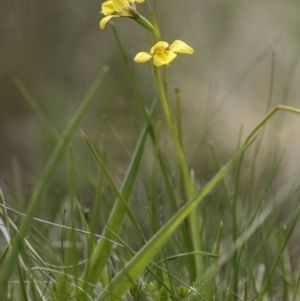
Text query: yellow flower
134 40 194 66
100 0 144 29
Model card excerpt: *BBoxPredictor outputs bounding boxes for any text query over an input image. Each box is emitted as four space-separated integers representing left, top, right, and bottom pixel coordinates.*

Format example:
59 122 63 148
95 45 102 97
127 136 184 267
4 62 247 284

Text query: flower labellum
100 0 144 29
134 40 194 66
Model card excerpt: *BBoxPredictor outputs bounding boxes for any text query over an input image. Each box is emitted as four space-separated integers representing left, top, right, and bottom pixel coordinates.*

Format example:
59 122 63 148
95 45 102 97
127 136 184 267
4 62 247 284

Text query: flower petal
153 51 177 66
111 0 129 12
150 41 169 54
102 1 115 15
134 52 152 63
135 0 145 2
99 15 119 29
169 40 194 54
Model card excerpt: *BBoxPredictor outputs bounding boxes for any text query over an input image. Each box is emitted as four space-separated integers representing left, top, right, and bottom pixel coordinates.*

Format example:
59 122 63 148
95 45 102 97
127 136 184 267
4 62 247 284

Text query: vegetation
1 1 300 300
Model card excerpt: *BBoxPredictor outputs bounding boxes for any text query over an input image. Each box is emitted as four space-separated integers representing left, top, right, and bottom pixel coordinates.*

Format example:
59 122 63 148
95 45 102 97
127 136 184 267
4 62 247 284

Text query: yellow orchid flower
134 40 194 66
100 0 145 29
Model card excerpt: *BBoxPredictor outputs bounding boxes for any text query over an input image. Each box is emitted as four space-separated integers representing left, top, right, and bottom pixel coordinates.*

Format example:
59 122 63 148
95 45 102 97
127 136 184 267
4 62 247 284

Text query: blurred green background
1 0 300 208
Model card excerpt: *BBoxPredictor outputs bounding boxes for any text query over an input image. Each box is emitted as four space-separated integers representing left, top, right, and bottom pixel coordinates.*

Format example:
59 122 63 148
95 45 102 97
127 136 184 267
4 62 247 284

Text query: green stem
137 1 204 279
163 66 171 107
153 65 203 277
153 66 189 187
112 22 197 280
175 88 183 147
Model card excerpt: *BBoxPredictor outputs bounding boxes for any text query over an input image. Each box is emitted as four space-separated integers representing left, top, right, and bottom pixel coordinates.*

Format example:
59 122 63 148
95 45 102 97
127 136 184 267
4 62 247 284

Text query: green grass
1 2 300 301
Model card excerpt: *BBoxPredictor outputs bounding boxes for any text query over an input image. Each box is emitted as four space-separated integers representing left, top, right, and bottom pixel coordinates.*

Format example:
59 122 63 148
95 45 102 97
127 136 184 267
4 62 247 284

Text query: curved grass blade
154 251 219 265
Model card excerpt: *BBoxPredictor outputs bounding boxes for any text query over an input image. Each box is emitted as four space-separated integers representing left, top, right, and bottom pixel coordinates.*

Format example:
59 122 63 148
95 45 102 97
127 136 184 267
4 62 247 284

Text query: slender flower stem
153 65 203 277
149 6 203 276
153 67 189 186
132 1 203 278
111 23 200 279
175 88 183 147
163 66 171 108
